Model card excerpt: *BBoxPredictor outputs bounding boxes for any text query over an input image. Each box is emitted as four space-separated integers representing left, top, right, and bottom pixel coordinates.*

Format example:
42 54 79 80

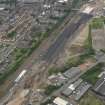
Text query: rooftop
53 97 69 105
94 74 105 96
63 67 81 79
62 79 83 96
82 6 94 14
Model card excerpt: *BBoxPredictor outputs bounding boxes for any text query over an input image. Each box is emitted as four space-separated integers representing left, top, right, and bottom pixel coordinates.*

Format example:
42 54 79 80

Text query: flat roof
63 67 81 79
0 8 4 11
0 4 6 10
82 6 94 14
62 79 82 96
94 74 105 96
68 84 75 91
73 82 91 100
22 0 44 3
15 70 27 82
58 0 68 3
53 97 68 105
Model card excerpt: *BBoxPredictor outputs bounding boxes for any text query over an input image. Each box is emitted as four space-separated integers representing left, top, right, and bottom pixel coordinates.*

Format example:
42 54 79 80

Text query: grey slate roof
63 67 81 79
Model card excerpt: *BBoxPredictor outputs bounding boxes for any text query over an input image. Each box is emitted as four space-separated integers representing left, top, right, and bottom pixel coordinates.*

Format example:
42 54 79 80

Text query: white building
58 0 68 3
82 6 94 14
15 70 27 83
53 97 72 105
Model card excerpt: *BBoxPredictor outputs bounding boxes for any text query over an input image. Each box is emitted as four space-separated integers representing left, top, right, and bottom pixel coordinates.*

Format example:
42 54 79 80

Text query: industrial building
94 74 105 97
82 6 94 14
0 4 6 10
62 79 83 96
15 70 27 83
53 97 73 105
48 73 67 86
63 67 81 79
72 82 91 100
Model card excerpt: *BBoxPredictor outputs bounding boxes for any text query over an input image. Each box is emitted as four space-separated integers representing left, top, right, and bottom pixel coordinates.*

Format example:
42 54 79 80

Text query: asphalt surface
42 13 92 62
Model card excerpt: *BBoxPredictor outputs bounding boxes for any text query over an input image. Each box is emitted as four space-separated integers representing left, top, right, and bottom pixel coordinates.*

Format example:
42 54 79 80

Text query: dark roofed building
63 67 81 79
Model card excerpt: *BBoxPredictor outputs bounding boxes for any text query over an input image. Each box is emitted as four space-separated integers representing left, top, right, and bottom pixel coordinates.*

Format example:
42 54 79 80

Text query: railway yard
0 0 72 79
0 0 105 105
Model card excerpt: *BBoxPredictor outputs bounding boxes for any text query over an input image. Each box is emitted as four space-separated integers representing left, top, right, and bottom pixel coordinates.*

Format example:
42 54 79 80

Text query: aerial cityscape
0 0 104 105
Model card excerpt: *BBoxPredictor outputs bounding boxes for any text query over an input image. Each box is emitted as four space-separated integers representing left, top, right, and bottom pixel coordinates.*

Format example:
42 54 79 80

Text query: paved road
42 13 92 62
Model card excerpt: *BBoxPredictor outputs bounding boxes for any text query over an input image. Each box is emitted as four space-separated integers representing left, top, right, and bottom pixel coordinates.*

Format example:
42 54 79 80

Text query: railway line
42 13 92 63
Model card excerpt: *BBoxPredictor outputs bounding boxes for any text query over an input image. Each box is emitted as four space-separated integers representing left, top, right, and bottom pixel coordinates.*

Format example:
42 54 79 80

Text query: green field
79 91 104 105
91 18 104 29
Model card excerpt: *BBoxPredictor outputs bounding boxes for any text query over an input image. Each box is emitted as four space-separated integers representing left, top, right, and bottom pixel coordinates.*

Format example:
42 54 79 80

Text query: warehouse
0 4 6 11
48 73 67 86
58 0 68 3
63 67 81 79
72 82 91 100
53 97 73 105
15 70 27 83
62 79 83 96
94 74 105 97
82 6 94 14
